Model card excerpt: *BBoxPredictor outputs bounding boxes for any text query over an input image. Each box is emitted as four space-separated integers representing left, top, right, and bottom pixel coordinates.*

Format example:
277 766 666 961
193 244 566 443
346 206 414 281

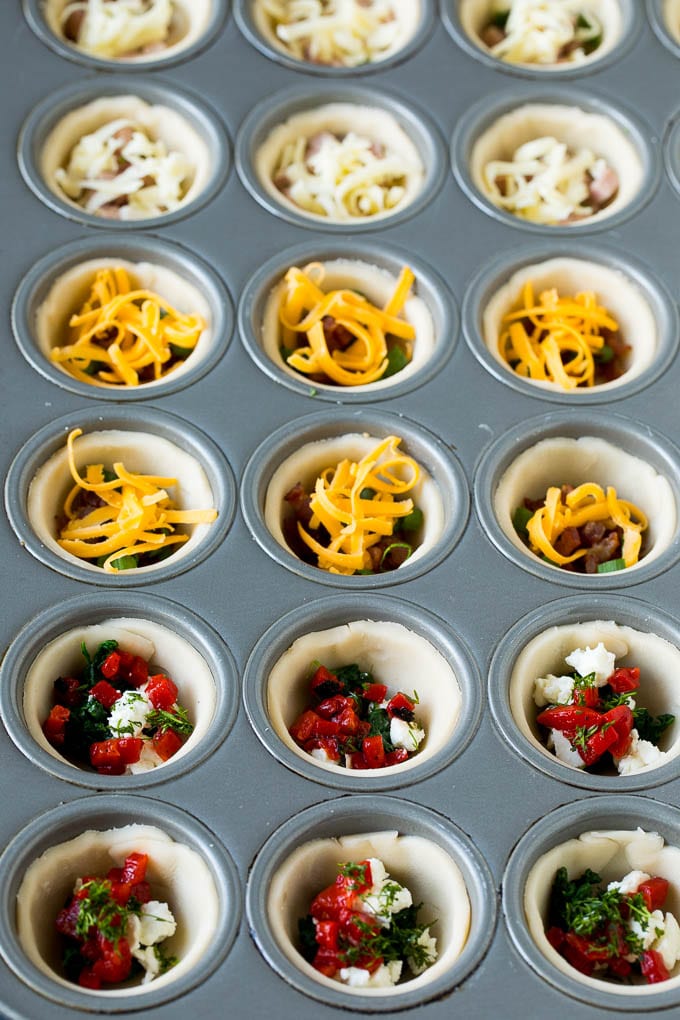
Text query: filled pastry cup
37 0 220 66
451 0 629 74
246 796 496 1009
648 1 680 56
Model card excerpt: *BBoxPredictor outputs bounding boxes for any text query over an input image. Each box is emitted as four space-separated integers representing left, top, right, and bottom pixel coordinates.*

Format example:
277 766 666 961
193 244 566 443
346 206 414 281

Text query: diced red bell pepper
53 676 83 707
386 692 415 720
90 740 126 774
311 717 340 737
312 948 341 976
152 728 183 762
638 877 670 912
641 949 670 984
346 752 370 770
362 683 387 703
78 967 102 989
608 955 632 978
290 709 320 744
108 881 132 907
602 705 634 759
89 680 121 710
310 665 344 698
314 919 340 951
55 896 82 938
128 655 149 687
608 667 640 693
536 705 602 732
579 723 620 766
121 852 148 886
115 737 143 765
146 674 178 711
131 880 151 904
545 926 565 950
43 704 70 747
100 652 121 679
311 883 356 920
362 734 386 768
385 748 409 766
117 650 134 671
316 695 351 719
561 932 601 975
91 936 132 984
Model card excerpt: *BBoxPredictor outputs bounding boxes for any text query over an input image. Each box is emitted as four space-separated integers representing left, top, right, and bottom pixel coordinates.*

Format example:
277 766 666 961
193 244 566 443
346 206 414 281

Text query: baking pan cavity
237 238 457 403
0 591 239 789
647 0 680 57
243 593 482 790
240 408 469 588
452 88 656 233
23 0 228 71
4 404 236 586
474 410 680 588
503 796 680 1010
489 594 680 791
11 233 233 400
0 795 240 1012
18 76 229 228
246 795 496 1011
443 0 640 78
235 82 445 231
461 242 678 403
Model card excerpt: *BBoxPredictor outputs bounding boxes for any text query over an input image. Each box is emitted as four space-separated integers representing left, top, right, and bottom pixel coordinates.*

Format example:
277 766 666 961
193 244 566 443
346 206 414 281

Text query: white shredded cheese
486 0 602 65
259 0 402 66
60 0 174 58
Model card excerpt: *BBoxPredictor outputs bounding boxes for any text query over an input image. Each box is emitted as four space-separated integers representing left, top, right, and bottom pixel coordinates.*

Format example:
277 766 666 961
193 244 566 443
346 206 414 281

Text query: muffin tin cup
11 233 234 400
242 593 482 790
442 0 642 79
488 593 680 791
22 0 229 72
474 409 680 588
0 591 240 789
240 408 470 588
234 0 436 76
664 106 680 201
234 82 446 232
0 794 241 1012
237 238 458 403
4 404 236 586
503 796 680 1011
246 795 497 1011
461 241 679 404
17 75 231 229
647 0 680 58
451 86 658 235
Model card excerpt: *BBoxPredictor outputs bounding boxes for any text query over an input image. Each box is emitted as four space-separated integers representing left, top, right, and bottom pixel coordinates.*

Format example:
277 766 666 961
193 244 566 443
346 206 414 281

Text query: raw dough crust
43 0 214 63
525 828 680 993
268 830 470 996
458 0 623 69
40 96 212 218
263 433 445 569
469 103 644 226
261 258 435 392
16 823 219 995
663 0 680 43
27 428 216 575
250 0 422 65
267 619 462 775
482 256 657 391
35 257 213 389
493 435 677 572
254 102 425 224
23 619 216 770
510 620 680 772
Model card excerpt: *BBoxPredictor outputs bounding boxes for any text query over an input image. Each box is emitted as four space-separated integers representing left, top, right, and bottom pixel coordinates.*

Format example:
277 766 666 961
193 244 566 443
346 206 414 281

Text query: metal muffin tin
3 3 680 1018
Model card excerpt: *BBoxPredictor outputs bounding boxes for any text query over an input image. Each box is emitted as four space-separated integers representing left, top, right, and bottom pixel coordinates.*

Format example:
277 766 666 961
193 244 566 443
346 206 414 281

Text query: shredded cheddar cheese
280 262 415 385
260 0 403 67
525 483 647 568
50 268 205 387
499 280 621 389
297 435 421 574
57 428 217 572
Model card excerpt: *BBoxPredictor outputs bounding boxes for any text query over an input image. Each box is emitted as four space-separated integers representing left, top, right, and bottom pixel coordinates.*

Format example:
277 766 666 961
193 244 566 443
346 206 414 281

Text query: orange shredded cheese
279 263 416 386
296 435 421 574
499 280 622 389
525 483 647 568
50 267 205 387
57 428 217 573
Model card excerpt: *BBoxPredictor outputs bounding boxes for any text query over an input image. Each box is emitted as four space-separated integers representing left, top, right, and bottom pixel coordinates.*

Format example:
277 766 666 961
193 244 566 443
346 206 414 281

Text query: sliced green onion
96 553 138 570
279 346 296 363
359 487 376 499
380 542 412 568
355 568 374 575
597 558 626 574
512 505 534 536
397 507 423 533
490 9 509 29
169 343 192 361
595 344 614 363
382 345 409 379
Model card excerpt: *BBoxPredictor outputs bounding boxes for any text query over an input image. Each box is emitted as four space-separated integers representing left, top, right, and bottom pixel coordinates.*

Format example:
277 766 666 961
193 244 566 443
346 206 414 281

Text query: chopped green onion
169 343 192 361
596 344 614 363
381 345 409 379
597 558 626 574
96 553 138 570
359 487 376 499
512 505 533 536
355 568 374 575
490 9 509 29
279 346 296 363
380 542 412 568
397 507 423 533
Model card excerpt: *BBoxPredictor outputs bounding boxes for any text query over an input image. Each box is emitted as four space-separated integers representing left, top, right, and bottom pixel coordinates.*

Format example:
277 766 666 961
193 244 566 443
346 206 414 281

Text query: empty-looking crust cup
23 618 215 775
482 257 658 394
35 257 213 390
16 824 218 997
457 0 624 71
468 102 644 227
267 619 462 777
493 435 677 576
40 95 212 221
525 827 680 994
253 102 425 224
42 0 215 63
510 619 680 777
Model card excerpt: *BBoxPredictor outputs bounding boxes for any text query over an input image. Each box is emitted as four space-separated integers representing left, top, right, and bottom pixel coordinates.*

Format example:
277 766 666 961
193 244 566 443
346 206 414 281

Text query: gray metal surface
1 3 680 1018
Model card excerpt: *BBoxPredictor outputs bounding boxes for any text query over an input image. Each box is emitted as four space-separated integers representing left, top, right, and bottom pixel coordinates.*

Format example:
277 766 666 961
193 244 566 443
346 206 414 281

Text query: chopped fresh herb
341 902 435 973
339 861 370 885
549 866 651 957
633 708 675 745
366 704 395 753
334 664 373 690
75 879 126 942
145 705 193 737
512 505 534 536
380 542 412 568
597 558 626 573
571 724 599 752
153 944 178 974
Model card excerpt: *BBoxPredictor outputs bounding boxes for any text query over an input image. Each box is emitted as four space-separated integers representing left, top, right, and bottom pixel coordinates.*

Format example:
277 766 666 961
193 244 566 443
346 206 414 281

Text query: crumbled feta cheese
630 909 665 951
310 747 331 762
339 960 402 986
616 729 668 776
128 740 164 774
564 644 616 685
607 870 650 896
407 927 437 975
550 728 584 768
533 673 575 707
360 858 412 923
389 716 425 752
132 945 161 984
108 688 154 737
653 911 680 972
137 900 177 946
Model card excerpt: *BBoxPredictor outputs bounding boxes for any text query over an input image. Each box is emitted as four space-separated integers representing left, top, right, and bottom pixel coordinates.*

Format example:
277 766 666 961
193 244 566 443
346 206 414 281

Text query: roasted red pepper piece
121 853 148 886
152 728 183 762
545 926 565 950
641 949 671 983
335 706 360 735
608 667 640 693
603 705 634 759
53 676 83 708
89 740 126 774
386 692 415 720
362 683 388 703
316 695 352 719
578 722 620 766
311 717 341 737
89 680 120 710
638 877 670 912
536 705 602 732
362 734 385 768
302 736 341 761
128 655 149 687
346 752 370 770
100 652 121 679
116 737 143 765
90 935 132 984
571 684 600 708
145 674 178 711
310 665 344 699
43 704 70 747
314 920 340 951
313 948 342 976
290 709 321 744
385 748 409 766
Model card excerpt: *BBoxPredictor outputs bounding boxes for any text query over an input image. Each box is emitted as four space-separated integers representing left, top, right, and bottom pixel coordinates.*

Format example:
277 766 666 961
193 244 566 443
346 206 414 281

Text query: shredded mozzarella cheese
54 118 192 220
60 0 174 58
259 0 402 66
486 0 602 65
